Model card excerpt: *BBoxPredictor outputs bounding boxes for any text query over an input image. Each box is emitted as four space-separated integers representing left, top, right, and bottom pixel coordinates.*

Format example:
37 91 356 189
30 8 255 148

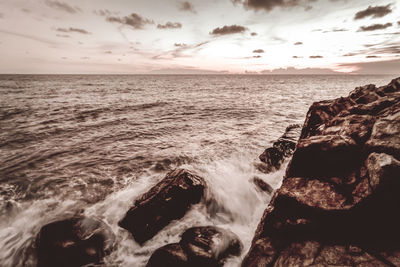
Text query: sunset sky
0 0 399 74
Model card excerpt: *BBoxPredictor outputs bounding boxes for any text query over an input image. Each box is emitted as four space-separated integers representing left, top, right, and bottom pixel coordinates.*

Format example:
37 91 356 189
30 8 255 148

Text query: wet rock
119 168 206 244
180 226 243 266
146 243 189 267
243 77 400 266
36 216 115 267
147 226 243 267
252 177 273 193
259 124 301 172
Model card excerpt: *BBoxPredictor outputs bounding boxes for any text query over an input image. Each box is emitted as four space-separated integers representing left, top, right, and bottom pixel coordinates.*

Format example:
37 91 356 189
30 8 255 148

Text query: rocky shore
33 77 400 267
242 77 400 266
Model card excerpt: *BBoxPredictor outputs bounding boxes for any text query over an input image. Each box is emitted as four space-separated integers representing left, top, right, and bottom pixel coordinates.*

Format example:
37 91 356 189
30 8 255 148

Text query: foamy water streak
0 74 394 266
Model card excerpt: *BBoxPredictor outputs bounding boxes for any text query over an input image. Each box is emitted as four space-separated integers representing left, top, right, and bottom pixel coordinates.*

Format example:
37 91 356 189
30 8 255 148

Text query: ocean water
0 74 394 266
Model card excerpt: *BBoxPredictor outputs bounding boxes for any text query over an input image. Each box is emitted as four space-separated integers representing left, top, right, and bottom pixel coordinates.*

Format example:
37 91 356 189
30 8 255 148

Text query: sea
0 74 394 266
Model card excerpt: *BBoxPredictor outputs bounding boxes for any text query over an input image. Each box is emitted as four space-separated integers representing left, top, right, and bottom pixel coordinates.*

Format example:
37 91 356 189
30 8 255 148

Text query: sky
0 0 399 74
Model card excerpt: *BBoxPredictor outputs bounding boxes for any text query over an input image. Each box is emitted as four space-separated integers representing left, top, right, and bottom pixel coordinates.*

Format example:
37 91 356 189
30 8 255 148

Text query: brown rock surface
119 168 206 244
242 77 400 266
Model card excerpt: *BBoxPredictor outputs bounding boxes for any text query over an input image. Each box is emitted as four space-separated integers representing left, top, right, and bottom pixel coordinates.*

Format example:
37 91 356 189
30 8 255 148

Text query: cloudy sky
0 0 399 74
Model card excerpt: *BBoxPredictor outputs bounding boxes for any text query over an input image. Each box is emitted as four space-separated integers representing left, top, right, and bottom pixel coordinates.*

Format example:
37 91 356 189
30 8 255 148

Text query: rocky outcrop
35 216 115 267
147 226 243 267
119 169 206 244
242 78 400 266
258 124 301 173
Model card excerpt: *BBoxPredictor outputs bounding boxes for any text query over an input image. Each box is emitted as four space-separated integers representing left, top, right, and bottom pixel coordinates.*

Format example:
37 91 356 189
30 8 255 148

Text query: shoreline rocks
258 124 301 173
119 168 206 244
242 77 400 266
147 226 243 267
35 216 115 267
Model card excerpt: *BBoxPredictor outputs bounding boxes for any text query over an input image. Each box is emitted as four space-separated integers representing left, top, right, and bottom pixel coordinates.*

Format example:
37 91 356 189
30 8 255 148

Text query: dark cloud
398 21 400 26
292 56 303 58
253 55 262 58
251 32 257 36
174 43 187 47
253 49 264 53
106 13 154 29
210 25 247 35
232 0 315 12
366 55 380 58
56 27 91 34
179 1 196 13
104 51 112 54
294 41 303 45
358 23 392 32
157 22 182 29
309 55 323 58
44 0 81 14
354 4 392 20
323 28 348 33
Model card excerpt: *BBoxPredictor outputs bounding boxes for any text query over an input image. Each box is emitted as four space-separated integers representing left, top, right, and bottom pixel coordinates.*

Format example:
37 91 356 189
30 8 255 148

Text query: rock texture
119 168 206 244
147 226 243 267
242 78 400 266
259 124 301 173
35 216 115 267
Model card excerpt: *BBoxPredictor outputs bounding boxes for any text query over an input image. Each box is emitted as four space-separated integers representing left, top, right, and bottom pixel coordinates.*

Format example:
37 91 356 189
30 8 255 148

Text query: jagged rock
259 124 301 172
35 216 115 267
146 243 188 267
243 77 400 267
119 168 206 244
147 226 242 267
252 177 273 193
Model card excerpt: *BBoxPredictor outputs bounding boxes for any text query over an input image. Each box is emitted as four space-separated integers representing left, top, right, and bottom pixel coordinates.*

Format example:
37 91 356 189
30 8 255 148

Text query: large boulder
147 226 243 267
35 216 115 267
243 77 400 266
259 124 301 172
119 168 206 244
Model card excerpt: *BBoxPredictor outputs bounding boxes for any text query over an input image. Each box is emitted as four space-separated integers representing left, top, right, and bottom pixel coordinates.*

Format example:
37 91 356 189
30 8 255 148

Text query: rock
119 168 206 244
243 77 400 266
180 226 243 266
35 216 115 267
147 226 243 267
259 124 301 172
146 243 189 267
252 177 273 193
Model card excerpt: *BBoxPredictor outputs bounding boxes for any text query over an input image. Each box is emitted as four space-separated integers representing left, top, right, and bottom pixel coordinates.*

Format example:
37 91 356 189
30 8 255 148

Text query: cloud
0 13 3 18
309 55 323 58
323 28 348 33
339 58 400 74
106 13 154 29
152 41 209 59
251 32 257 36
179 1 196 13
210 25 247 35
44 0 81 14
56 34 70 38
55 27 91 34
232 0 315 12
261 67 340 74
358 23 392 32
0 30 59 45
104 51 112 54
343 53 356 56
253 49 264 53
94 9 118 17
354 4 392 20
157 22 182 29
366 55 380 58
292 56 303 58
294 41 303 45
